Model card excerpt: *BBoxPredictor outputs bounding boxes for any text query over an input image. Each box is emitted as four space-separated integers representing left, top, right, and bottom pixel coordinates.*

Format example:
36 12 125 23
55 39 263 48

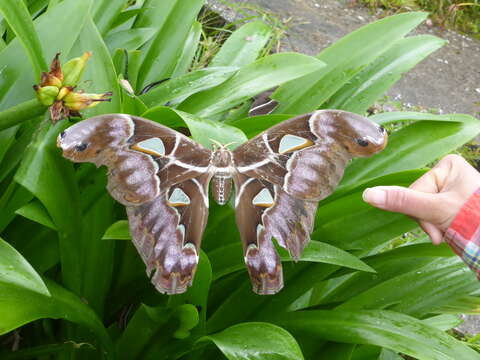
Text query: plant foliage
0 1 479 359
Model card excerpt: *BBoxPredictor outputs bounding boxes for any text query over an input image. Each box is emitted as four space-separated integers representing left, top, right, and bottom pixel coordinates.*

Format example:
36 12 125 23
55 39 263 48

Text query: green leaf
178 53 326 117
92 0 127 35
276 309 479 360
137 0 205 88
0 0 92 109
229 114 292 138
273 12 428 114
72 15 121 117
210 21 273 67
342 114 480 186
105 28 157 52
172 21 202 77
177 110 248 149
422 314 463 331
324 35 446 114
15 119 83 292
15 200 56 230
0 278 113 356
0 237 49 296
0 0 47 77
209 241 374 281
116 304 199 360
369 111 465 125
102 220 130 240
142 106 248 149
202 322 304 360
139 66 239 108
336 258 478 318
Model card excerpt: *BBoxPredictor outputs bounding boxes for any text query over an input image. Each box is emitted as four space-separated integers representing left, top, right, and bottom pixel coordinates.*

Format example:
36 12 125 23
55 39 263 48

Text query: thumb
362 186 443 224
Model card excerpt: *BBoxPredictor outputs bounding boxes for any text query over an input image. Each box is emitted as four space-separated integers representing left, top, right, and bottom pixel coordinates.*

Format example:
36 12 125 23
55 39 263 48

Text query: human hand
362 154 480 244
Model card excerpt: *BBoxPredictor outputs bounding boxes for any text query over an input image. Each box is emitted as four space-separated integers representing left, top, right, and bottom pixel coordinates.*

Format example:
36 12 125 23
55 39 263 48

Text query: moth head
321 110 388 156
56 115 125 162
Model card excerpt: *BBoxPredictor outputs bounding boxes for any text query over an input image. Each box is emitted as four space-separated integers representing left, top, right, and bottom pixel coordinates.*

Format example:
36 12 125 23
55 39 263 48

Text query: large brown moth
57 110 387 295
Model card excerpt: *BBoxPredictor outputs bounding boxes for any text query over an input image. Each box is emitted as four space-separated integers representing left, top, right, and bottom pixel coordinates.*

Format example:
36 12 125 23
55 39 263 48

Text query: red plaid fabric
443 189 480 279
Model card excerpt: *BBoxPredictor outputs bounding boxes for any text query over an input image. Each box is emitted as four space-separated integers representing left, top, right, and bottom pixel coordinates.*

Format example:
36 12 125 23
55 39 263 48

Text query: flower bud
33 85 60 106
63 91 112 111
62 52 92 86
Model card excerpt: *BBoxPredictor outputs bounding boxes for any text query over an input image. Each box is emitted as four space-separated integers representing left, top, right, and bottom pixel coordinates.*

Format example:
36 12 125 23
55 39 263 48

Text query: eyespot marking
278 134 312 154
356 138 369 147
168 188 190 207
131 137 166 156
252 188 274 207
75 143 88 152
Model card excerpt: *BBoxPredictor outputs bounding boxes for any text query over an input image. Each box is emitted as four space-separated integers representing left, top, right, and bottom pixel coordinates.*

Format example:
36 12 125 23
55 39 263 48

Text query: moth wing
127 173 210 294
233 174 318 295
233 111 358 202
58 114 212 206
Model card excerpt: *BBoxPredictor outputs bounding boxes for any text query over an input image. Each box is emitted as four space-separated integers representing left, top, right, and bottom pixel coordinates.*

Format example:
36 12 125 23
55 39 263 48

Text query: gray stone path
208 0 480 336
208 0 480 116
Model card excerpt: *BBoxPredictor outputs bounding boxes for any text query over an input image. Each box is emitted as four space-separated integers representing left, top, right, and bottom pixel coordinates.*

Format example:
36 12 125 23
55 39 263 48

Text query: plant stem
0 98 47 131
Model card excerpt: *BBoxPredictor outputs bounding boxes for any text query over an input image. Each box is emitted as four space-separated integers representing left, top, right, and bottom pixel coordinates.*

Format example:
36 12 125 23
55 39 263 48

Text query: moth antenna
209 138 223 150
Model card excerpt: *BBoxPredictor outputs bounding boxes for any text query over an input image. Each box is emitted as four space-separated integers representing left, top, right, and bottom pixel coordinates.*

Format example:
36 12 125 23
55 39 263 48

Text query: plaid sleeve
443 188 480 279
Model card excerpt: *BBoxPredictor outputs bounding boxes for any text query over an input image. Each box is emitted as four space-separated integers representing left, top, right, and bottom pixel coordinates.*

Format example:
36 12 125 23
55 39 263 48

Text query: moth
57 110 387 295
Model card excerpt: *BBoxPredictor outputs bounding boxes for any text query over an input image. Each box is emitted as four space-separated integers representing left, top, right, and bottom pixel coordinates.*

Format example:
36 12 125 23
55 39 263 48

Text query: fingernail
362 188 386 206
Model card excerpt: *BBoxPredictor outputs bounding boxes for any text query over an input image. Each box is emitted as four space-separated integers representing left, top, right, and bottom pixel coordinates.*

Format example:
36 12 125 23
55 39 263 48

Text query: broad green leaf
139 67 239 108
15 200 56 230
72 15 121 117
422 314 463 331
15 119 83 292
111 8 145 30
177 110 248 149
0 278 112 356
179 53 326 117
102 220 130 240
379 349 403 360
313 171 425 251
0 237 49 296
273 12 428 114
324 35 445 114
142 106 248 149
308 243 453 308
369 111 465 125
116 304 199 360
209 241 374 281
92 0 127 35
137 0 205 89
0 181 33 233
79 193 116 317
229 114 292 138
0 120 37 181
276 309 479 360
202 322 304 360
210 21 273 67
336 258 478 318
172 21 202 77
133 0 175 29
105 28 157 52
342 114 480 186
0 0 92 109
0 0 47 76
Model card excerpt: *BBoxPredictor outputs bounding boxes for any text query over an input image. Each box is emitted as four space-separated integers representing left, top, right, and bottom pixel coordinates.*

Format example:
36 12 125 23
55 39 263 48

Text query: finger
409 169 439 193
419 220 444 245
362 186 443 224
